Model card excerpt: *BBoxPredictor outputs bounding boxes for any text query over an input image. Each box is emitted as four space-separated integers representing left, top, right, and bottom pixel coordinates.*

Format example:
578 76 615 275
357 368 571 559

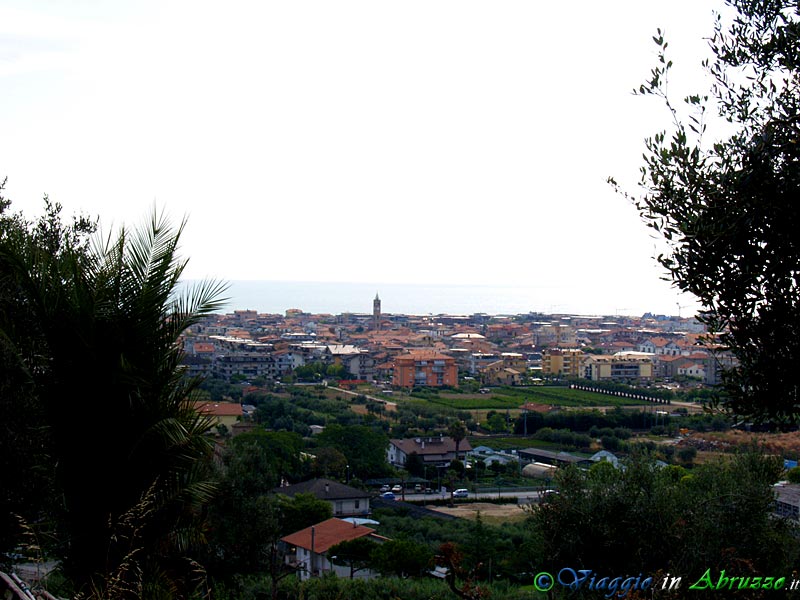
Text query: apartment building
583 353 654 381
208 335 276 380
392 350 457 388
326 345 376 381
541 348 584 378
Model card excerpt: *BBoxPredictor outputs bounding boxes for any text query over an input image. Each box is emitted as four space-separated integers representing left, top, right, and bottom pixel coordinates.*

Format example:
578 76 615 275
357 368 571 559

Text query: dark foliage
613 0 800 423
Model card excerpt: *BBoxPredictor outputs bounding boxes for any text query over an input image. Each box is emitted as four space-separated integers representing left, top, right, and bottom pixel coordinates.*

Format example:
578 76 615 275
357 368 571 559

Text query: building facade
541 348 584 378
387 436 472 468
583 353 654 381
392 351 457 388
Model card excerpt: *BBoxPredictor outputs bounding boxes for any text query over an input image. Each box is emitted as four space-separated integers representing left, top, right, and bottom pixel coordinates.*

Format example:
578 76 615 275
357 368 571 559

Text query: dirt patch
686 430 800 456
428 502 528 523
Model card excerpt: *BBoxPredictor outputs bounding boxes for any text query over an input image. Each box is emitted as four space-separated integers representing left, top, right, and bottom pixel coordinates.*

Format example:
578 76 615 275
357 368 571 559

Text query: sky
1 1 730 316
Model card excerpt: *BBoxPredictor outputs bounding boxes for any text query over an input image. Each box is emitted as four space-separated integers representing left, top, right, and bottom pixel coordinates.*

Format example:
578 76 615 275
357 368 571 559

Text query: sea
186 280 686 318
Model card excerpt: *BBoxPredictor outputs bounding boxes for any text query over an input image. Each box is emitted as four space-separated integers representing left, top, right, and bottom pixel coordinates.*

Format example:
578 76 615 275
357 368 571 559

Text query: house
638 337 683 356
326 345 376 380
517 447 583 468
468 446 519 468
193 401 242 430
774 483 800 519
281 517 388 581
468 353 499 375
677 362 706 380
590 450 620 467
387 436 472 468
274 478 371 518
478 353 528 385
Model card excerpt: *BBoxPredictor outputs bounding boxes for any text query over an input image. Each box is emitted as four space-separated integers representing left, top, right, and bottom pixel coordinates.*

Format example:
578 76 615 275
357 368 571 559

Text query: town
182 293 721 389
147 295 800 596
5 288 799 600
3 0 798 596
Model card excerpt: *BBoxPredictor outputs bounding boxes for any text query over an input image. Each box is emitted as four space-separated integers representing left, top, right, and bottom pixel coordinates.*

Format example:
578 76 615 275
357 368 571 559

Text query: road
330 386 398 411
392 489 550 503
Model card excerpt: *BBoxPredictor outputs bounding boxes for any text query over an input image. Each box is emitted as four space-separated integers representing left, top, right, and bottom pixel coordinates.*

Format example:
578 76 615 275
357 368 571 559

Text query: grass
403 385 652 410
497 386 653 407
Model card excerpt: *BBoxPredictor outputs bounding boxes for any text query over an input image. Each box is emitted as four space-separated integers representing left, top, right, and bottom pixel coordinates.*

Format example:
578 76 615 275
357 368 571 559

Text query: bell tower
373 292 381 331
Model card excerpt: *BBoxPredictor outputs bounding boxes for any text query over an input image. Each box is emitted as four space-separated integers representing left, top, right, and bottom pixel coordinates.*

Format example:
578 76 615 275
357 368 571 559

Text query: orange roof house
194 401 242 431
281 518 388 580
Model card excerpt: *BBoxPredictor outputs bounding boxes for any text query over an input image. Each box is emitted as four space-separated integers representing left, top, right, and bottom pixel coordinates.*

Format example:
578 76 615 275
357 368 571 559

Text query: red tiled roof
390 436 471 456
194 401 243 417
281 518 376 553
658 355 683 362
396 350 452 361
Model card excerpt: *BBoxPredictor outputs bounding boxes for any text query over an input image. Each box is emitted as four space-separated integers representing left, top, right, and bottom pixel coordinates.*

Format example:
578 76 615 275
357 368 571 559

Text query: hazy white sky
1 1 728 315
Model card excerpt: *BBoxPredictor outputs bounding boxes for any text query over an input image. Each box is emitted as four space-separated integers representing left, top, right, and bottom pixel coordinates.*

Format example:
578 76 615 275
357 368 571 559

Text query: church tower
373 292 381 331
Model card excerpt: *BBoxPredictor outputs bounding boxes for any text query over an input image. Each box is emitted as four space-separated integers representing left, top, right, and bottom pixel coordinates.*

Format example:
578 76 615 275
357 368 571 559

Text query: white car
453 488 469 498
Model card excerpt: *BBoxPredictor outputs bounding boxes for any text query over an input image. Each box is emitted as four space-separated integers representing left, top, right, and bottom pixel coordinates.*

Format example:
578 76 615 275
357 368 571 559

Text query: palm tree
448 421 468 462
0 204 227 595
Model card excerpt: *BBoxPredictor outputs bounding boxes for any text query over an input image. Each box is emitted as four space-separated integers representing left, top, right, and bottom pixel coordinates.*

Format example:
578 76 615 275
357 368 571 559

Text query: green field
406 386 652 410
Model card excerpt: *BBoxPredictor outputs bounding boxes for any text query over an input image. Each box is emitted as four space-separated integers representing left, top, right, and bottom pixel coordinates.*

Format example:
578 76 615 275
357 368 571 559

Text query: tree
0 197 226 595
311 446 348 479
529 449 796 578
315 424 390 479
461 513 498 580
206 436 331 599
448 420 468 462
276 493 333 537
678 445 698 466
405 452 425 478
435 542 490 600
327 537 377 579
370 539 433 578
613 1 800 424
485 412 507 434
787 466 800 484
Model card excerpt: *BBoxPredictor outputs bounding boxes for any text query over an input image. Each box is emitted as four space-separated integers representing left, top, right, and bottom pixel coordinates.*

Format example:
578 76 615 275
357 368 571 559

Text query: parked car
379 485 390 493
424 487 433 494
380 492 396 500
391 484 402 493
414 484 422 492
453 488 469 498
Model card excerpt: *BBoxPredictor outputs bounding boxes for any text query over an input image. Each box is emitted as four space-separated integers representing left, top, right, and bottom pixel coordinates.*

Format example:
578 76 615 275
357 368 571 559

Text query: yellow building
479 353 528 385
541 348 584 378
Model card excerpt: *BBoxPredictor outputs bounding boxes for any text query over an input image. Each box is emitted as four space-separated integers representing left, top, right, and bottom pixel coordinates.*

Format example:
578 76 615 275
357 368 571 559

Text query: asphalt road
391 489 550 503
